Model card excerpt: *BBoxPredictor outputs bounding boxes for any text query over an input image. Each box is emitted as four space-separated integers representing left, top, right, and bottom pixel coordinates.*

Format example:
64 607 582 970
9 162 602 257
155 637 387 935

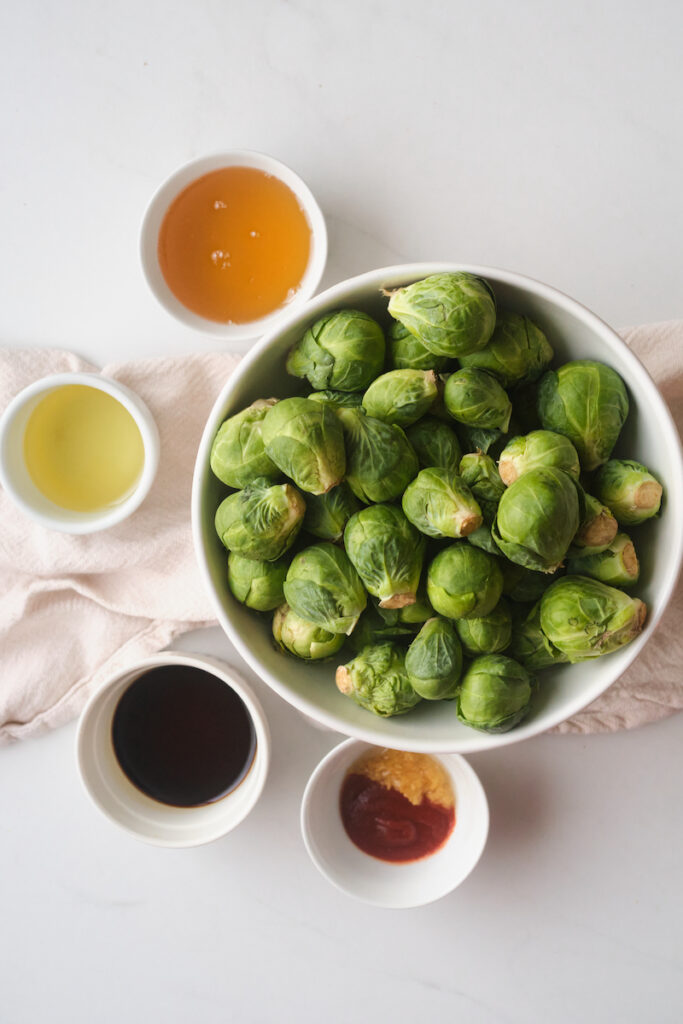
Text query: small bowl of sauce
0 372 159 533
76 653 270 847
301 739 489 908
140 151 327 342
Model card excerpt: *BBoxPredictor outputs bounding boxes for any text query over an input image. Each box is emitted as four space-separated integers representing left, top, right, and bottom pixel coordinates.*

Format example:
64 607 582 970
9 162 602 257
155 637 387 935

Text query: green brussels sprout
427 543 503 620
210 399 280 488
405 416 462 470
215 478 305 561
537 360 629 471
508 601 569 670
492 466 580 572
261 397 345 495
402 467 483 539
539 575 647 661
344 504 425 609
567 533 640 588
405 618 463 700
387 320 449 371
349 607 418 653
458 311 554 386
335 642 422 717
308 390 364 409
336 408 419 503
272 604 345 661
457 655 533 733
454 598 513 655
593 459 663 525
285 309 385 391
459 453 506 503
569 492 618 555
444 368 512 432
498 430 581 486
227 552 288 611
303 482 361 543
283 542 367 635
388 272 496 358
501 562 562 603
361 369 439 427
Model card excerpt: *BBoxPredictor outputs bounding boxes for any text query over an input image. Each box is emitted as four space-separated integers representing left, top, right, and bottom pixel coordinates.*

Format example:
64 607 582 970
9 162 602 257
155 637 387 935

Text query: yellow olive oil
23 385 145 512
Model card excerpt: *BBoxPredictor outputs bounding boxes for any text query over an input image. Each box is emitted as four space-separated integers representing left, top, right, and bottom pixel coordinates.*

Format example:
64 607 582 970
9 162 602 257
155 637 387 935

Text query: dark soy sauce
111 665 256 808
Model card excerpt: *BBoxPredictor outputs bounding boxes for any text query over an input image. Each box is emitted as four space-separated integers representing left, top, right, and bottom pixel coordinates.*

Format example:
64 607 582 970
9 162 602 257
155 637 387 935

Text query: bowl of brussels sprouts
192 264 683 752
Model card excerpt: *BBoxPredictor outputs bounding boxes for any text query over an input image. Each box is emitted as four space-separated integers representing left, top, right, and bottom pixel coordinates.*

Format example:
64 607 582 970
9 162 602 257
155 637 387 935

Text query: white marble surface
1 2 683 1021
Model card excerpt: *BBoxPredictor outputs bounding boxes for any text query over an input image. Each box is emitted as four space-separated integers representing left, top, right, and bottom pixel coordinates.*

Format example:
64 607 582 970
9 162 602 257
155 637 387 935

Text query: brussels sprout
569 493 618 555
387 320 449 371
286 309 385 391
459 453 506 504
498 430 581 485
215 478 305 561
427 543 503 620
273 604 345 661
227 552 288 611
283 542 367 635
501 562 562 603
349 607 418 653
458 311 553 386
406 416 462 470
344 504 425 609
405 618 463 700
455 598 513 655
335 642 422 717
303 483 361 543
262 397 345 495
537 360 629 471
567 533 640 588
444 368 512 432
308 390 364 409
361 369 439 427
466 511 500 555
539 575 647 661
593 459 663 525
336 408 419 503
210 399 280 488
457 655 533 733
388 272 496 358
508 601 569 670
492 466 580 572
396 583 435 624
402 467 482 539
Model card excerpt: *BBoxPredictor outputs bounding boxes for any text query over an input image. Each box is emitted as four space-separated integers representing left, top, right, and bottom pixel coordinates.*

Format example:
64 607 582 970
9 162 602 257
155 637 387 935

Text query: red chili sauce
339 749 455 864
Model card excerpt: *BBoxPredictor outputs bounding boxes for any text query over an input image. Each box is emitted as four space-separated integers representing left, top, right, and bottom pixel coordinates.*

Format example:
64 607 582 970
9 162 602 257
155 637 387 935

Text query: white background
1 1 682 1021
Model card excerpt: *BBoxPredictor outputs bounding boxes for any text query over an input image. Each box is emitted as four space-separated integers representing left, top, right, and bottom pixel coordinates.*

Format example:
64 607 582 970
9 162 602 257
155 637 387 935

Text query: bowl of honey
140 151 327 342
0 372 159 533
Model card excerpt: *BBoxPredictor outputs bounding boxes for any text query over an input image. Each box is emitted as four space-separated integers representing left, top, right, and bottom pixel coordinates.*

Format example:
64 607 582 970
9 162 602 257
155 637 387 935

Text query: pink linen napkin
0 323 681 743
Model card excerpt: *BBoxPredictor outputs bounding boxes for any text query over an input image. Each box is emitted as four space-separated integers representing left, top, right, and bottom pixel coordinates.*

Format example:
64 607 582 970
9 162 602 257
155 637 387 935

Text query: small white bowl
76 652 270 848
140 150 328 343
0 371 159 534
301 739 489 908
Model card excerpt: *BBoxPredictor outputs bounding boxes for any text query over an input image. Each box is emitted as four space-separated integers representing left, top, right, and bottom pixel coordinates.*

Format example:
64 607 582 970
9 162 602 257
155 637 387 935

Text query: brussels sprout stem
379 592 417 610
577 508 618 549
335 666 353 694
634 480 663 510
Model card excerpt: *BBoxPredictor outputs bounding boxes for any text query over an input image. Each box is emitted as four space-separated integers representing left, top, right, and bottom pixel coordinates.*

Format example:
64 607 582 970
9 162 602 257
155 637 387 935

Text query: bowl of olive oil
0 372 159 533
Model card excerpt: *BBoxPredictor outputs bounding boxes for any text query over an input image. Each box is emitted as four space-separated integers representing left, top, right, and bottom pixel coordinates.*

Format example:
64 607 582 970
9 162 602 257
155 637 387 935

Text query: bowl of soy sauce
76 652 270 846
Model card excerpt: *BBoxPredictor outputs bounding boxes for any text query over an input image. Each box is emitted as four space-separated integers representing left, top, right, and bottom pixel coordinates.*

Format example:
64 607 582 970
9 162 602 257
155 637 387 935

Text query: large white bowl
192 263 683 753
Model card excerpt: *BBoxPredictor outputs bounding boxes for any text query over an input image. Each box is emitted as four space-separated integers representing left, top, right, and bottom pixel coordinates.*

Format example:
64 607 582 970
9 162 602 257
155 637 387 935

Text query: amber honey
157 166 312 324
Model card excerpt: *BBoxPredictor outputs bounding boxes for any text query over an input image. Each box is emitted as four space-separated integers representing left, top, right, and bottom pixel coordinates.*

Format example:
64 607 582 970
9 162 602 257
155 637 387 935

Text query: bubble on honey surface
213 199 227 209
249 230 260 238
210 250 231 269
